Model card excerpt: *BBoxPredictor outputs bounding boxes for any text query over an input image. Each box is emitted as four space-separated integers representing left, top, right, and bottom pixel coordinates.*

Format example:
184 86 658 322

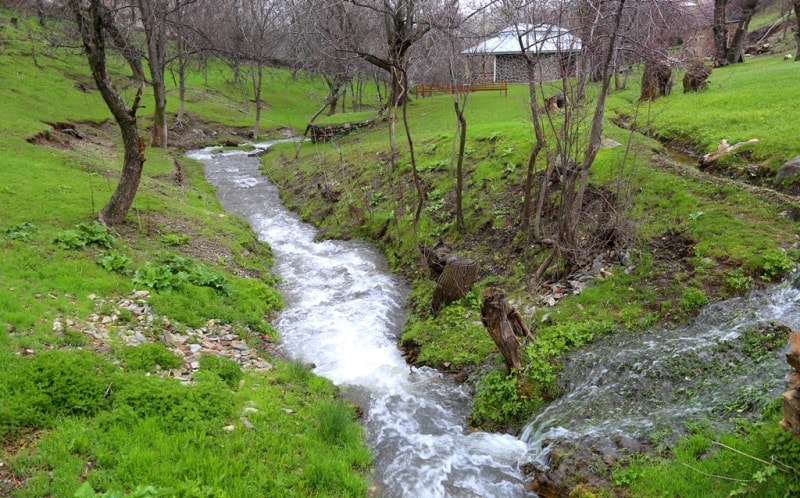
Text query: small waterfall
188 143 532 498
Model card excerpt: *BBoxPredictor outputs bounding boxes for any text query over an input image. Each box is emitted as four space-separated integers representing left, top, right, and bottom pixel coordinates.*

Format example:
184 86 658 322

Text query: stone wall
494 53 578 83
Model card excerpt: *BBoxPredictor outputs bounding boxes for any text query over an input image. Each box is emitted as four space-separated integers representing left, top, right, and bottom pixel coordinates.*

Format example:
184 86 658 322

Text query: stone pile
781 331 800 437
54 290 274 384
536 249 629 307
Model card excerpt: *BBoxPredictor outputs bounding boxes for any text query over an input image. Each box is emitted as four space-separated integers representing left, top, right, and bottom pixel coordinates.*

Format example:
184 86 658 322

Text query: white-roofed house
463 23 583 83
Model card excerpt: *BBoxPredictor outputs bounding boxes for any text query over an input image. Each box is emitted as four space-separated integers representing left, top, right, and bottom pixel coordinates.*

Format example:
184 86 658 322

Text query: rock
615 435 642 454
131 290 150 299
241 417 255 430
600 138 620 148
231 340 250 352
775 155 800 186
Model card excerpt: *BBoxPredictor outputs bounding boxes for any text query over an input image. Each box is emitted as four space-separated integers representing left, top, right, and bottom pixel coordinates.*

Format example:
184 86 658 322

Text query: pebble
52 291 276 384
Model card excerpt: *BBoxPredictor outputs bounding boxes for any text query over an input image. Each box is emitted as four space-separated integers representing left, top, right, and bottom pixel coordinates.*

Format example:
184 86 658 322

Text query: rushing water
521 281 800 457
188 143 531 498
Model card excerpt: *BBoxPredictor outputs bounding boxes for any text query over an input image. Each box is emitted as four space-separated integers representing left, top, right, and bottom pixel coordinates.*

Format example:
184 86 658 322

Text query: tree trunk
713 0 730 66
794 0 800 61
480 288 532 373
69 0 145 227
523 56 547 241
640 62 672 101
726 0 759 64
453 99 467 234
36 0 46 27
138 0 168 148
432 255 478 314
177 57 187 124
252 63 263 141
780 332 800 437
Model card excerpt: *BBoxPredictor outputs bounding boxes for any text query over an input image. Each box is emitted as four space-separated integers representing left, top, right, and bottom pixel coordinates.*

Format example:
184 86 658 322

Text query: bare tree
136 0 170 147
713 0 761 66
494 0 632 287
221 0 285 140
99 1 146 84
68 0 146 226
309 0 437 108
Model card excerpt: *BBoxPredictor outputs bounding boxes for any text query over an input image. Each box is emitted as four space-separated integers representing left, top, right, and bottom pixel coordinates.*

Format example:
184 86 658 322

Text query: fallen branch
700 138 759 167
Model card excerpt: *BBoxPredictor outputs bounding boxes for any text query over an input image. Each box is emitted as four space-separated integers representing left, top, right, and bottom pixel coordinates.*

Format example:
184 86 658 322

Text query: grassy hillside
260 32 800 498
0 12 371 498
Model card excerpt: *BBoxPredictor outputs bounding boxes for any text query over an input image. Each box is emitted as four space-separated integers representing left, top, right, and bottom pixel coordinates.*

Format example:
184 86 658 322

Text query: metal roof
464 23 582 55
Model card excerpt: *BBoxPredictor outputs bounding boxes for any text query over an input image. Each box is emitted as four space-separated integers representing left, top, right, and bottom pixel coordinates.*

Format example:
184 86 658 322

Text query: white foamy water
188 143 531 498
520 282 800 453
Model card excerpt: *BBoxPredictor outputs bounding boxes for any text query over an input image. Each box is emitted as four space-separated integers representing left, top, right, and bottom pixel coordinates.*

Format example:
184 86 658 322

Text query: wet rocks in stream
524 435 651 497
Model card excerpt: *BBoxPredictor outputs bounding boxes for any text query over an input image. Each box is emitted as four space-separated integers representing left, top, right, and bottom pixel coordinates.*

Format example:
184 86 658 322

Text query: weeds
54 222 114 249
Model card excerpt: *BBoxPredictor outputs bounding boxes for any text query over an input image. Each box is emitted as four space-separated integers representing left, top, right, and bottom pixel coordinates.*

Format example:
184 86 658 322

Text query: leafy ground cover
0 12 370 497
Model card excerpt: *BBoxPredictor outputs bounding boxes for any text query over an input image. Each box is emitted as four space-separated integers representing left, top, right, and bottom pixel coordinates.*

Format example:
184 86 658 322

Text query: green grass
621 56 800 170
614 409 800 497
0 11 371 497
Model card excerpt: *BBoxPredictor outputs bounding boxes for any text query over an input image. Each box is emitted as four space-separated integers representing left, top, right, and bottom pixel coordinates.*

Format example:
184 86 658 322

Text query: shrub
3 221 38 241
723 268 754 293
0 351 119 432
117 343 183 372
314 401 361 447
54 222 114 249
113 375 235 431
469 369 538 430
760 248 794 281
198 353 243 389
679 287 708 316
98 250 133 275
133 253 232 295
161 234 190 246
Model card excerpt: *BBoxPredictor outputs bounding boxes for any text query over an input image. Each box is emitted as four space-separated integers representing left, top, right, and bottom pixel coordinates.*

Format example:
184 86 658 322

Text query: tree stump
640 61 672 101
432 254 478 314
683 61 712 93
480 287 533 372
782 332 800 438
424 239 454 280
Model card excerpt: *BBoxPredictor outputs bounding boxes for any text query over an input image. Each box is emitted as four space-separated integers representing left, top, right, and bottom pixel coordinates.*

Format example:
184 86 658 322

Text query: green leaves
54 222 114 249
132 253 232 296
3 221 38 241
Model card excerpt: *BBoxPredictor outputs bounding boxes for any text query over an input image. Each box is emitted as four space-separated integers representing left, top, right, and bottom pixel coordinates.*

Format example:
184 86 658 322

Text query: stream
187 143 531 498
521 281 799 459
189 141 798 496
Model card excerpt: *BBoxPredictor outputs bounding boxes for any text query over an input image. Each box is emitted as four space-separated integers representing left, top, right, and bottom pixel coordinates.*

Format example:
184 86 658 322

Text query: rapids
188 143 532 497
